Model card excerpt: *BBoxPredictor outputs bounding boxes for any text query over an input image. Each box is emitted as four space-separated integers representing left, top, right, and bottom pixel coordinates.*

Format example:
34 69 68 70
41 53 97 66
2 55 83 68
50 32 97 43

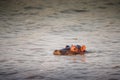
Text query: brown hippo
53 45 86 55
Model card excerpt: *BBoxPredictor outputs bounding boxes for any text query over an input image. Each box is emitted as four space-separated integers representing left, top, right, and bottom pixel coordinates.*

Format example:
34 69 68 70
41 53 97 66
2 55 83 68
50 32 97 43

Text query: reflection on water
72 54 86 63
80 54 86 62
0 0 120 80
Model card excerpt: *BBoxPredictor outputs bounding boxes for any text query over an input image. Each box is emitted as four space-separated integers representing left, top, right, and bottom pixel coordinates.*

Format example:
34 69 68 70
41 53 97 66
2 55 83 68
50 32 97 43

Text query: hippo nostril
54 50 58 52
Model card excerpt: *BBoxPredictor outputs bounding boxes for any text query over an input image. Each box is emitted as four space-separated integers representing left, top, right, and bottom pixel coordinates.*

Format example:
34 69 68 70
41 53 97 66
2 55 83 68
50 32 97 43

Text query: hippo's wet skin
53 45 86 55
53 49 85 55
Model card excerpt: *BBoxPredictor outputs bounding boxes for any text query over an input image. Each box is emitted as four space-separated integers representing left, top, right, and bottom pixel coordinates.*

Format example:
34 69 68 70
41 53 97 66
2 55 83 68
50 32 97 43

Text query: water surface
0 0 120 80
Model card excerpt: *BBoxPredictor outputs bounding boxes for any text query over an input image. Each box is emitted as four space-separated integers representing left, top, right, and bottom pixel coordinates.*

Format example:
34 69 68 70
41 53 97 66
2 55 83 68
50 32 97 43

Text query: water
0 0 120 80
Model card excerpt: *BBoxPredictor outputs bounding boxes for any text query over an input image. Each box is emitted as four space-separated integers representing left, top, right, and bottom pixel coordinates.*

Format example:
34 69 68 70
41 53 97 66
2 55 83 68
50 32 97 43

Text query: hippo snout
53 50 61 55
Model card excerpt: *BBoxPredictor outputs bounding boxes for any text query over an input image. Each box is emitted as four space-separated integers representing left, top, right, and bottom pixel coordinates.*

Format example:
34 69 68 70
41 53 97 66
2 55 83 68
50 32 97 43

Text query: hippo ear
81 45 86 52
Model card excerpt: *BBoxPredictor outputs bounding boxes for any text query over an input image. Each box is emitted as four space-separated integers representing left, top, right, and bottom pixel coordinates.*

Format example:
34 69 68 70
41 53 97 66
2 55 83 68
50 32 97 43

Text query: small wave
0 71 18 76
24 6 43 10
60 9 89 14
25 75 45 79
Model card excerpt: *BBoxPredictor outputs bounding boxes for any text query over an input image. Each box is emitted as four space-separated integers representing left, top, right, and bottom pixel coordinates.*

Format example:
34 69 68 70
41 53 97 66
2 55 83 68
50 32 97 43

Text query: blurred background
0 0 120 80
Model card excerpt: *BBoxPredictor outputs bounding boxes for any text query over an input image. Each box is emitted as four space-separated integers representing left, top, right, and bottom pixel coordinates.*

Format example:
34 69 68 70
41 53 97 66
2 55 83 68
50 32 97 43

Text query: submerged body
53 45 86 55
